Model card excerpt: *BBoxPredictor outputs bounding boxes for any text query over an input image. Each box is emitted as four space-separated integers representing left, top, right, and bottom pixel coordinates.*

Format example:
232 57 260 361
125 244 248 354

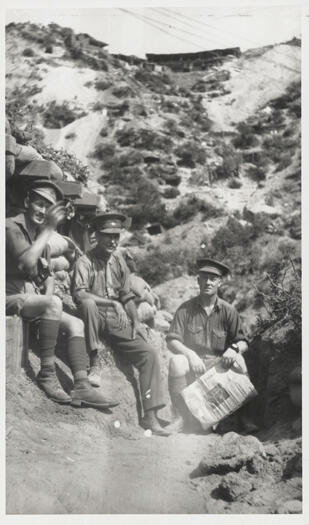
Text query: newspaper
181 355 257 430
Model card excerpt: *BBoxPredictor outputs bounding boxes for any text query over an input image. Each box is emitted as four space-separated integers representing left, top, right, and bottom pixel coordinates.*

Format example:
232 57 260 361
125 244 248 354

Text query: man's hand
112 301 127 329
188 351 206 376
221 347 238 369
45 202 66 230
131 320 148 341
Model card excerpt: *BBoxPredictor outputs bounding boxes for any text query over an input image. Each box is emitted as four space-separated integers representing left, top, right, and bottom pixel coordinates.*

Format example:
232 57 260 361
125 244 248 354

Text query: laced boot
70 379 119 409
88 364 102 388
37 366 71 404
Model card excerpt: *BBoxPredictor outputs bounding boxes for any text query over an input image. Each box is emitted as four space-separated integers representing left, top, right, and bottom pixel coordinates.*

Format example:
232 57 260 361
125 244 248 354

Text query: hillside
5 22 302 515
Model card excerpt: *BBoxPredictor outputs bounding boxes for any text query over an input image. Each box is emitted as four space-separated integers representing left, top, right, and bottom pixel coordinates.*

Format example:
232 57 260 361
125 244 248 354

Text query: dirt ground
6 357 302 515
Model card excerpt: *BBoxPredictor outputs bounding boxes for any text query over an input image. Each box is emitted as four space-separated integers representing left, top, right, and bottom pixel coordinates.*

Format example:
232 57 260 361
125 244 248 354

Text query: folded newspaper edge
181 355 258 430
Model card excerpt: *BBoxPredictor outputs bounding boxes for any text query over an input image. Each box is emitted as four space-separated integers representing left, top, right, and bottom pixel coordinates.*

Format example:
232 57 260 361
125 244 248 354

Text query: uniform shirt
166 295 246 358
6 213 48 295
71 247 135 305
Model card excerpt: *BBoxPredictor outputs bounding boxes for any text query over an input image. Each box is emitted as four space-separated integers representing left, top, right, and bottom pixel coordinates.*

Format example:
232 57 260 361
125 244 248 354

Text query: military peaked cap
197 258 230 277
92 212 127 234
29 179 64 205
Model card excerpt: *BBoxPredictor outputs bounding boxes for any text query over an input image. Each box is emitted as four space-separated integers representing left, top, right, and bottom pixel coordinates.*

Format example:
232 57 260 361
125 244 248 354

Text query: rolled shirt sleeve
71 255 92 299
6 220 31 263
226 306 248 346
166 304 187 344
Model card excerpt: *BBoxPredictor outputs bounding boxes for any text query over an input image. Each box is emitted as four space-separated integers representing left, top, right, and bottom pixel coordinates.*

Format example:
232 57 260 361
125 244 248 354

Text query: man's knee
42 295 63 318
65 315 84 338
169 354 190 376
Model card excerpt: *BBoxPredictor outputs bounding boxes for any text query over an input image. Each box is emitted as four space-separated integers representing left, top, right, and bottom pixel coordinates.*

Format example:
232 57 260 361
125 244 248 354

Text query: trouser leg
77 298 105 355
110 333 165 412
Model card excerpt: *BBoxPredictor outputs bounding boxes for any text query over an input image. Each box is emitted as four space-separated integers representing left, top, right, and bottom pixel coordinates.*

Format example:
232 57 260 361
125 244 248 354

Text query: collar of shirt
196 295 223 313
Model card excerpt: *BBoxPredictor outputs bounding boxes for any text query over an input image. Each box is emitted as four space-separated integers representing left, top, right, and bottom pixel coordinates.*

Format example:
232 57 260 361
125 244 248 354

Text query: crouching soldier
6 179 118 410
165 258 252 433
71 212 169 436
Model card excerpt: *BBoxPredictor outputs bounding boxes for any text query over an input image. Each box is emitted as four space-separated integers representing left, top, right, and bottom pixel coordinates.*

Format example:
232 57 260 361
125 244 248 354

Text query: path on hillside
7 420 212 514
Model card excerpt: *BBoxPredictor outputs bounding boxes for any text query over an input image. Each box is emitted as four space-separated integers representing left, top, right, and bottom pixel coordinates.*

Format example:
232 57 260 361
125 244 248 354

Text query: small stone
113 420 121 429
144 429 152 438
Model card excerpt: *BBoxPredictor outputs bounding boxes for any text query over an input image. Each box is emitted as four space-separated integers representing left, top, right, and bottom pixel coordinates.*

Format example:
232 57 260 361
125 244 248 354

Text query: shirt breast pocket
186 324 204 350
211 329 227 352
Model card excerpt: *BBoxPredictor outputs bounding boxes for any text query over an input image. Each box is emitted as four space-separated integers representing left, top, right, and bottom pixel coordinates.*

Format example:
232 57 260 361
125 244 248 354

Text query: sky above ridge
6 6 301 58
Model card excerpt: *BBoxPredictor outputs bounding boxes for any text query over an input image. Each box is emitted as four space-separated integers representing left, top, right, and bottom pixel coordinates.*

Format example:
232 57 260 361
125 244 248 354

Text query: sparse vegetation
246 165 266 182
22 47 35 57
65 131 77 140
95 80 112 90
42 101 86 128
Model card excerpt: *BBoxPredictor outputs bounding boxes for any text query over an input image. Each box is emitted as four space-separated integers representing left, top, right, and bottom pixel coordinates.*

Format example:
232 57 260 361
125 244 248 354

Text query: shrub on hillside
42 101 86 128
211 216 253 258
92 101 105 112
134 69 175 94
31 141 89 184
165 195 223 226
255 261 301 333
275 154 292 172
232 123 259 149
228 177 242 189
174 141 206 168
95 80 112 90
115 127 172 152
65 132 76 140
246 165 266 182
22 47 35 57
93 141 116 160
163 118 178 134
162 186 180 199
123 179 167 229
112 85 134 98
212 143 241 179
136 245 198 287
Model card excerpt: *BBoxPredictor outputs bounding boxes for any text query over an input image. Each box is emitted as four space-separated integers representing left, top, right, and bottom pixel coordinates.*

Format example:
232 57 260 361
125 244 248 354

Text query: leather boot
71 380 119 409
37 367 71 404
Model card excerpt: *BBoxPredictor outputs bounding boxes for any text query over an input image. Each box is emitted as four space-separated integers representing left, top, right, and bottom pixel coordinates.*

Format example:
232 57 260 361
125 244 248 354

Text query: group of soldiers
6 127 254 436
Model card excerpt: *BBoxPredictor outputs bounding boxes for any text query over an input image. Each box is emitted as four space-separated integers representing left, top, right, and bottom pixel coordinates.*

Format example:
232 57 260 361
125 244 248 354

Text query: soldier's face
198 272 221 297
95 232 120 256
26 195 52 226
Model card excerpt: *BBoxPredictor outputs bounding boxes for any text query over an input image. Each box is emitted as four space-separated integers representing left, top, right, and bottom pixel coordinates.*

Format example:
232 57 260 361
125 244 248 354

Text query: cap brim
31 188 57 205
198 266 223 276
98 227 122 234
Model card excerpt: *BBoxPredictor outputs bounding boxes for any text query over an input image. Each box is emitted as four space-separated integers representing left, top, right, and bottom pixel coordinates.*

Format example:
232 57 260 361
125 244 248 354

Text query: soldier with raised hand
6 179 118 410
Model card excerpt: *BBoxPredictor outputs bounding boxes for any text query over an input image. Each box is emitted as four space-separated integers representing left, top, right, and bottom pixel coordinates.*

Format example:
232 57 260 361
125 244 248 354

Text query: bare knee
169 354 190 376
65 316 84 338
43 295 62 318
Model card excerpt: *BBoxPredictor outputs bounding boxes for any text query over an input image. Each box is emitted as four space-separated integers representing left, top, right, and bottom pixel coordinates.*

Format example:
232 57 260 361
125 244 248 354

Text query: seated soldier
71 212 169 436
6 179 118 410
165 258 253 433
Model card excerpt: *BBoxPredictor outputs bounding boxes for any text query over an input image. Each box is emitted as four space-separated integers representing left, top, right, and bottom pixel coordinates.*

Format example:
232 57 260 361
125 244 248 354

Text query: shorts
6 280 41 321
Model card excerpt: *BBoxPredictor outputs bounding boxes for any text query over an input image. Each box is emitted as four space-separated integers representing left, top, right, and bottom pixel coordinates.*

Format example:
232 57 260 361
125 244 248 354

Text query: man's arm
124 298 147 341
221 306 248 368
166 305 206 375
167 338 206 375
16 203 65 276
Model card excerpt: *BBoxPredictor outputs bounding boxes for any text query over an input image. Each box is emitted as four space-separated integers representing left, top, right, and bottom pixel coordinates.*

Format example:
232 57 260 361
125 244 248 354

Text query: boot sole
71 399 119 409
